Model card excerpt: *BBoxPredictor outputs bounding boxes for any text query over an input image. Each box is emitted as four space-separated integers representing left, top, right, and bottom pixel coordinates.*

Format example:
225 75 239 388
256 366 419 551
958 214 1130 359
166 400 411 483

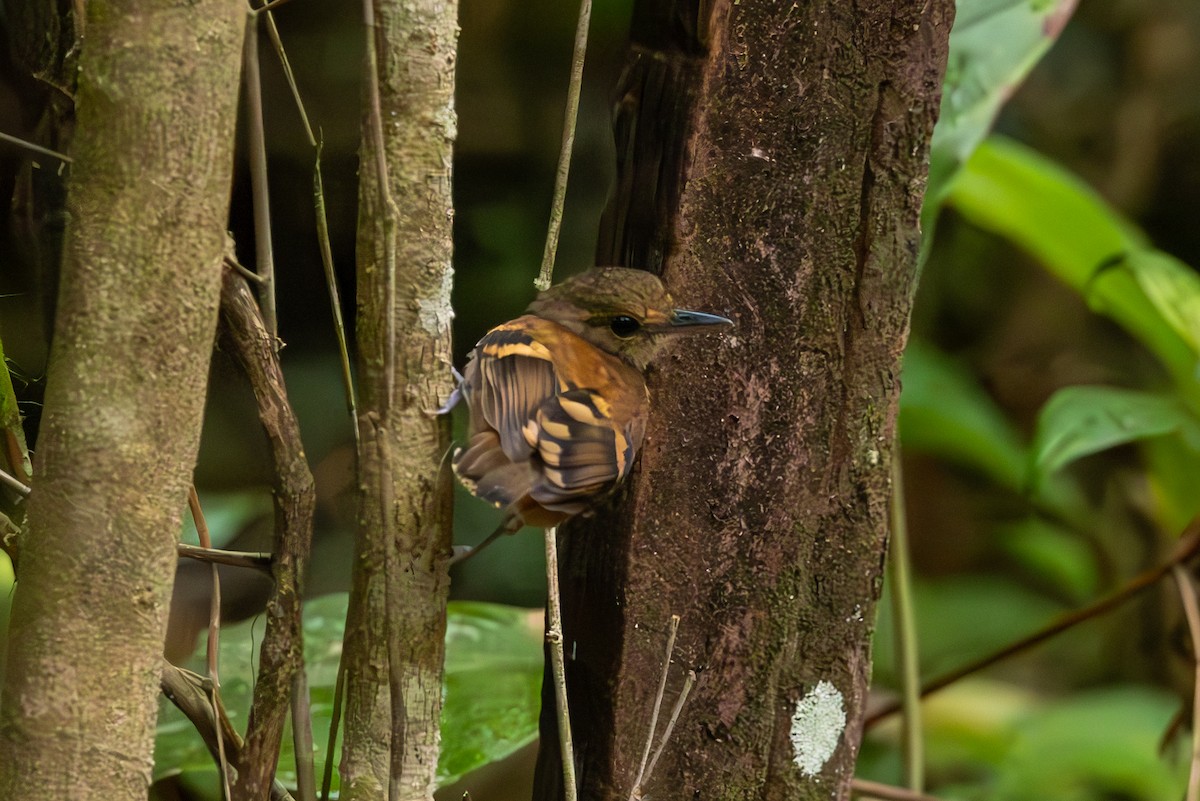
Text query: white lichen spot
789 680 846 776
417 268 455 335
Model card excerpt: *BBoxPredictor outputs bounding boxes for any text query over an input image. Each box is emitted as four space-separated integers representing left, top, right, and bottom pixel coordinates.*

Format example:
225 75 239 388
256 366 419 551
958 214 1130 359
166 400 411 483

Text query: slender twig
887 453 923 791
254 0 296 14
224 254 266 284
545 526 578 801
259 10 316 146
177 542 274 573
630 615 680 797
642 670 695 787
0 465 31 497
188 486 231 801
865 521 1200 728
851 777 949 801
243 10 278 337
535 0 593 291
291 668 318 801
318 661 345 801
1173 565 1200 801
0 130 72 163
256 2 359 448
313 139 359 447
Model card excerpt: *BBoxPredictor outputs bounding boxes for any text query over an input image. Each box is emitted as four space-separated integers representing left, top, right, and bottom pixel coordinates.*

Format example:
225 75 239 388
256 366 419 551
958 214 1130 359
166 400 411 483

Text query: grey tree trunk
536 1 954 798
337 0 458 798
0 0 245 798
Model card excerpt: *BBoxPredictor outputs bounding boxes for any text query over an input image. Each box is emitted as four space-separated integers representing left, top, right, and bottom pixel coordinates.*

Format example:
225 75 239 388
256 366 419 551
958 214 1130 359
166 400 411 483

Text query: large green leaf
948 137 1200 394
899 339 1027 491
1119 250 1200 357
994 688 1187 801
922 0 1078 248
439 602 544 786
155 596 544 795
1028 385 1200 486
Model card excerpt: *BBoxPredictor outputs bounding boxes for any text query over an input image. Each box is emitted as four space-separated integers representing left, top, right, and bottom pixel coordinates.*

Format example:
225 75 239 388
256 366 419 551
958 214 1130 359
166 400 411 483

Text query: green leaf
949 137 1200 393
1029 385 1200 485
994 517 1099 602
922 0 1077 248
1118 250 1200 356
154 596 544 793
994 687 1187 801
899 340 1027 491
1143 434 1200 534
439 602 544 786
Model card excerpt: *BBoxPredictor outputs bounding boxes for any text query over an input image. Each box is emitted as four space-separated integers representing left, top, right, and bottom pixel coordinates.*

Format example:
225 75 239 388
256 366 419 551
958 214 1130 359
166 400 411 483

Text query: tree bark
0 1 245 799
537 1 953 799
337 0 458 798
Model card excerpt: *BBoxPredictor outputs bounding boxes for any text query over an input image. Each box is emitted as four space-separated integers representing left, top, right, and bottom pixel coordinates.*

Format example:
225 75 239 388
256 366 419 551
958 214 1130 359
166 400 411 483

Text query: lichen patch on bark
789 680 846 777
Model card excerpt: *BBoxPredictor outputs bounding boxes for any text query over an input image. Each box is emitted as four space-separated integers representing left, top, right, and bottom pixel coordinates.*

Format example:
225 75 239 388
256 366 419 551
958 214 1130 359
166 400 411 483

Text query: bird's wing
526 388 637 513
457 317 645 518
468 322 561 464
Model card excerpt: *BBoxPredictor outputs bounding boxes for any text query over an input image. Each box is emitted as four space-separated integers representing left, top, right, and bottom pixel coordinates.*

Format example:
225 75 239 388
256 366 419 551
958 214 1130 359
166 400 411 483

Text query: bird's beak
667 308 733 331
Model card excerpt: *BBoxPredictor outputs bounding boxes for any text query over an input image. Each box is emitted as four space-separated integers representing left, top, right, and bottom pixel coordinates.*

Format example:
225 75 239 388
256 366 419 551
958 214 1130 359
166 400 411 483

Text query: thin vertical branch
313 141 360 447
888 452 924 791
189 486 232 801
1173 565 1200 801
257 9 316 145
545 526 578 801
221 272 316 801
318 664 344 801
292 668 318 801
253 4 360 445
243 10 278 337
535 0 593 291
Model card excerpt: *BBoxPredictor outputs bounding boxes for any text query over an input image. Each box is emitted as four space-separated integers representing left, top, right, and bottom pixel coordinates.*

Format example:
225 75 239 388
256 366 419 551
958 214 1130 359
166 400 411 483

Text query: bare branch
220 272 316 801
535 0 593 292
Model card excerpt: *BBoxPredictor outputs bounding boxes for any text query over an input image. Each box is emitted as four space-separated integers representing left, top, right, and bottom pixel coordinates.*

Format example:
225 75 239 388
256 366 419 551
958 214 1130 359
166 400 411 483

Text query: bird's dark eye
609 315 641 338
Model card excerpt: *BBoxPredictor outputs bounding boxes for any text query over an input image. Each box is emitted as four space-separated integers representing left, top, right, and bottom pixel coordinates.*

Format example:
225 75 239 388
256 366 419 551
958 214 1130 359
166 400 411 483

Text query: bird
449 266 732 563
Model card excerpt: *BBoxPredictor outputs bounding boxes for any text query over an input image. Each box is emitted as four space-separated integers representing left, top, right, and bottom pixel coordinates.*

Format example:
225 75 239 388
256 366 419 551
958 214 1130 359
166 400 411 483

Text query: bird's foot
426 366 465 416
448 544 477 566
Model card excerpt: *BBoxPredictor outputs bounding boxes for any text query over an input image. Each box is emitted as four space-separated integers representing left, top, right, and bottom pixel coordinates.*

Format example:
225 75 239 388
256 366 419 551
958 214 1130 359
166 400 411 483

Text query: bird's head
526 267 732 370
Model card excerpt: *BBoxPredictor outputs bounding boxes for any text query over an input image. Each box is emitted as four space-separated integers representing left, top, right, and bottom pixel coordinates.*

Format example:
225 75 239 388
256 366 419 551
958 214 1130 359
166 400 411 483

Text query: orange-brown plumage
451 267 730 559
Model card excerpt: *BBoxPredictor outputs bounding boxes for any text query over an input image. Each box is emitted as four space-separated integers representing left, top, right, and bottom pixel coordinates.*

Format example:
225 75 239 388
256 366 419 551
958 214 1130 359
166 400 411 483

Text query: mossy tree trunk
0 1 245 799
337 0 458 798
537 0 953 799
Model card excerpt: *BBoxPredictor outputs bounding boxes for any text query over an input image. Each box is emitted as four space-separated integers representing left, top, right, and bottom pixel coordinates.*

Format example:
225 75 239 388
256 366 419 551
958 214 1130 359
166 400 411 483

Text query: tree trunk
0 0 245 798
537 1 953 799
337 0 458 798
